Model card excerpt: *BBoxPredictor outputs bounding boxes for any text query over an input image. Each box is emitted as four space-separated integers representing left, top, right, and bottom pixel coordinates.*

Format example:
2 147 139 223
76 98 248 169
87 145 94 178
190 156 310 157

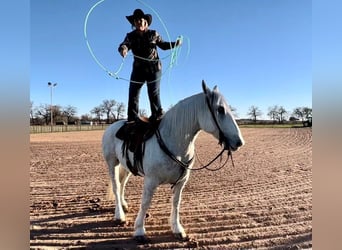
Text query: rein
155 129 234 172
155 129 194 168
195 148 235 171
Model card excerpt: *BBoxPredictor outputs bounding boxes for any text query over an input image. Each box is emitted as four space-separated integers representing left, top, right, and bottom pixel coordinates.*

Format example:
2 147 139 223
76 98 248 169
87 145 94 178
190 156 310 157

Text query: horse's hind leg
107 159 126 224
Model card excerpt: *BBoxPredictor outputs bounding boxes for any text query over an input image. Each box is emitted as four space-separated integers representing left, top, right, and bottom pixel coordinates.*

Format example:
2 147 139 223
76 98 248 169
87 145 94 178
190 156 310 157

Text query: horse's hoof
187 238 199 248
174 233 190 241
113 219 126 226
122 205 129 213
134 235 150 244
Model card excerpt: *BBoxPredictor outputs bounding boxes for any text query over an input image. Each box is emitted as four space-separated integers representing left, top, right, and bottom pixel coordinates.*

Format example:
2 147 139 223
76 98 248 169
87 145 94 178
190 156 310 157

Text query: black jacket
118 29 177 72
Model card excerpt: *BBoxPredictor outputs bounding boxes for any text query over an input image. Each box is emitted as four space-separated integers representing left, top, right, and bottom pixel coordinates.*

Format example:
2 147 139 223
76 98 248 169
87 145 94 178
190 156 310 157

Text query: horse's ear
202 80 210 95
213 85 219 92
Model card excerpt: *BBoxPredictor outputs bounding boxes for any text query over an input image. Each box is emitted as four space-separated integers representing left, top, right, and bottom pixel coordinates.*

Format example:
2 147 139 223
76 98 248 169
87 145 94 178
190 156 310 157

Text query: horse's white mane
161 93 203 137
160 86 230 142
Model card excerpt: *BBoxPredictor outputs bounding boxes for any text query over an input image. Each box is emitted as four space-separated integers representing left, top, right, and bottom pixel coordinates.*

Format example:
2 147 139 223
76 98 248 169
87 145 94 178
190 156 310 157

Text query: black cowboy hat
126 9 152 26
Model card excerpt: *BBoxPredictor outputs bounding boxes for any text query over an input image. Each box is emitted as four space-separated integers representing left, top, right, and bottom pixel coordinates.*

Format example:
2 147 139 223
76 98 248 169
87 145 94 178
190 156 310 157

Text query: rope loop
84 0 190 83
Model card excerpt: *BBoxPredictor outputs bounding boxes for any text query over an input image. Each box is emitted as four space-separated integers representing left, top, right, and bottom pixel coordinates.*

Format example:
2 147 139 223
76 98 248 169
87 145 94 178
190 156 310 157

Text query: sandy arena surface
30 127 312 249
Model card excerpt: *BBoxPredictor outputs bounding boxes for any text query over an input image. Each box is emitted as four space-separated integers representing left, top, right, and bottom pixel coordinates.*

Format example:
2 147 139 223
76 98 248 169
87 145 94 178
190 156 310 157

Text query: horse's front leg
134 177 158 243
171 176 189 241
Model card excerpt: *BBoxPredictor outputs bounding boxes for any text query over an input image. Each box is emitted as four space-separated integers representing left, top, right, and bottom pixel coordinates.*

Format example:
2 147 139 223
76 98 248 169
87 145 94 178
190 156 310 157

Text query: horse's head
201 80 245 151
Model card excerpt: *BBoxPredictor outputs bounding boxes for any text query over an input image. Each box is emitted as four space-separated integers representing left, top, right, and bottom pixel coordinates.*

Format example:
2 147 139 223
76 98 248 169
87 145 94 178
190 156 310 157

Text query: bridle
193 91 235 171
204 90 231 150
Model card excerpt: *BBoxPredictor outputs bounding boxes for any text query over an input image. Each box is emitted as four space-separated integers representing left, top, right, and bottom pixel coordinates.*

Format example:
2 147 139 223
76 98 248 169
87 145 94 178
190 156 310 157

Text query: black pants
127 69 162 121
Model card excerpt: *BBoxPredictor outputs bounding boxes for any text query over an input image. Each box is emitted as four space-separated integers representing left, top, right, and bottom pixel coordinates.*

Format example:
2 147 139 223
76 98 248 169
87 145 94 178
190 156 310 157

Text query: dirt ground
30 127 312 249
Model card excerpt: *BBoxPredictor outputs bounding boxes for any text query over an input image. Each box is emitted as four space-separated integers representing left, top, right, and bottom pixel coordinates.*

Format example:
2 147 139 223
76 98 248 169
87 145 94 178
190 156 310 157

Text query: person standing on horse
118 9 182 124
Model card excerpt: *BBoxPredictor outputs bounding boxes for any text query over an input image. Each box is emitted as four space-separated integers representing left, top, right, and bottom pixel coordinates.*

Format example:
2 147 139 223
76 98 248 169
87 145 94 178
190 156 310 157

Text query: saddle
115 117 161 176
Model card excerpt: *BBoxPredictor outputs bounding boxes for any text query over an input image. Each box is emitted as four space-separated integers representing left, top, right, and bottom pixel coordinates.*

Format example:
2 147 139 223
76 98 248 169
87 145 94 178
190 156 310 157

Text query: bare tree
101 100 116 124
116 102 126 120
52 105 62 124
35 104 50 125
267 105 279 122
34 104 62 125
81 114 92 121
247 105 263 122
91 106 103 123
293 107 304 121
302 107 312 119
277 106 288 123
293 107 312 121
267 105 288 123
62 105 77 124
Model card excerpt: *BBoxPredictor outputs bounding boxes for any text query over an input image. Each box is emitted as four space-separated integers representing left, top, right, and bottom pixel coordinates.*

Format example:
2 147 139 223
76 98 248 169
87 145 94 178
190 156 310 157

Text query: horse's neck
158 93 204 156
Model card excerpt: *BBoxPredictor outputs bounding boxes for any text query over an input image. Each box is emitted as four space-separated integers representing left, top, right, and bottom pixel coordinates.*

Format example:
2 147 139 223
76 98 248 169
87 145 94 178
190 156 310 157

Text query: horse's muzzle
224 138 244 151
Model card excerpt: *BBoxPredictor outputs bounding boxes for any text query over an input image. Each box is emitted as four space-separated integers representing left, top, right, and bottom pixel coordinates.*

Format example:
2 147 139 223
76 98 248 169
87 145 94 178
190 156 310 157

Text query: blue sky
30 0 311 119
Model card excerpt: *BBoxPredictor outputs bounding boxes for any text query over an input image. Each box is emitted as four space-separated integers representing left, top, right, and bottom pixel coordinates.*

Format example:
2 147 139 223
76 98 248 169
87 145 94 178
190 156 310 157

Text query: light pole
48 82 57 130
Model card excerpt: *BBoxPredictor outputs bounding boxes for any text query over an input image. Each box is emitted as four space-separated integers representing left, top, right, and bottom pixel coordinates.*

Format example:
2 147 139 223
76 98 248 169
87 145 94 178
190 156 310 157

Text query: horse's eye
218 106 225 114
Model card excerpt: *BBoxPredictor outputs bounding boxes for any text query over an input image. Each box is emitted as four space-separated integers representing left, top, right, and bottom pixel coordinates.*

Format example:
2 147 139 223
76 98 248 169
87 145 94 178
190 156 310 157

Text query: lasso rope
84 0 123 79
83 0 189 83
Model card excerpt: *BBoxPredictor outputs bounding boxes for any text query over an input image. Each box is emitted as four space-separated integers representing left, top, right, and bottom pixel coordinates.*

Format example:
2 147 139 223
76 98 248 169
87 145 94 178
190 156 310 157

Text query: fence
30 124 110 134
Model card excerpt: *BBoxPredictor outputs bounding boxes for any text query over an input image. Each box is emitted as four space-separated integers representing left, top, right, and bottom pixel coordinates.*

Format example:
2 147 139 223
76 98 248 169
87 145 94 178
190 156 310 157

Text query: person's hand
120 48 128 58
176 38 182 46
